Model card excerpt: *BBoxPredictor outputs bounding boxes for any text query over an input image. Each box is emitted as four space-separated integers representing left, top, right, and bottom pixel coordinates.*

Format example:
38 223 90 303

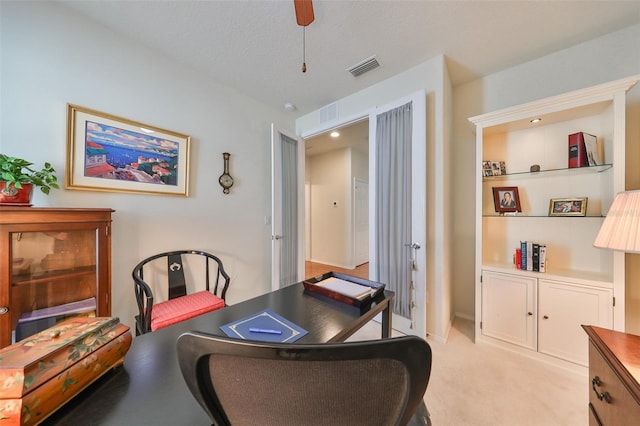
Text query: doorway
304 119 369 279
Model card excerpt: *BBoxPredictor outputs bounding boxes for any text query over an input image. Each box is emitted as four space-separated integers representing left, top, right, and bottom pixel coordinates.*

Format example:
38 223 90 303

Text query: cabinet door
481 271 537 350
6 225 105 346
539 279 612 366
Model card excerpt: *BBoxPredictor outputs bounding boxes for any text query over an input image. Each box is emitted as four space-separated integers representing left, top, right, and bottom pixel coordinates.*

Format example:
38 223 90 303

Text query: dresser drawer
589 342 640 425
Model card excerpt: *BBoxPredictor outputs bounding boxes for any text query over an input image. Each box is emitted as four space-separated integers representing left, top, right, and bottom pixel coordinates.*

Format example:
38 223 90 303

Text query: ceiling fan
294 0 314 73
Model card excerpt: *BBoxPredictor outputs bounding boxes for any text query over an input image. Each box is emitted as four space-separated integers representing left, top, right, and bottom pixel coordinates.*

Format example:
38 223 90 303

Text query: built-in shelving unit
469 75 640 368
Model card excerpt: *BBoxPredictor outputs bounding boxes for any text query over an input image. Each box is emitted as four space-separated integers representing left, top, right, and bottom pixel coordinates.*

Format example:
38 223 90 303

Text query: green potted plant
0 154 60 205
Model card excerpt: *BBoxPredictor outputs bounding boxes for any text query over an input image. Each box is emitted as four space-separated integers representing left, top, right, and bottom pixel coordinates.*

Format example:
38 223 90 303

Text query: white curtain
279 132 298 287
375 102 412 318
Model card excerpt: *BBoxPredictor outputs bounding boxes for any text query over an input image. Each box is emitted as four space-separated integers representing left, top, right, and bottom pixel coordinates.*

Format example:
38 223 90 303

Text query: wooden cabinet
0 207 113 348
583 325 640 425
470 76 640 365
481 270 612 366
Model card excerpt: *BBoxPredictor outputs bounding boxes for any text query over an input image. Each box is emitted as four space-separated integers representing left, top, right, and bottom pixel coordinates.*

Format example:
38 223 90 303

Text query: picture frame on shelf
482 160 506 177
492 186 521 213
482 161 493 177
66 104 191 196
549 197 588 217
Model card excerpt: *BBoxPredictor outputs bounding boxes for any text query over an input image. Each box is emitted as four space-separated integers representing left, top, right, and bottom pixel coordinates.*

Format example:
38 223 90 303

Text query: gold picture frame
548 197 588 216
66 104 190 196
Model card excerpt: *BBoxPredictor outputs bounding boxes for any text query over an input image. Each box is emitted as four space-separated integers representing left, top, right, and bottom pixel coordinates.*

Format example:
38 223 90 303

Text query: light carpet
348 317 587 425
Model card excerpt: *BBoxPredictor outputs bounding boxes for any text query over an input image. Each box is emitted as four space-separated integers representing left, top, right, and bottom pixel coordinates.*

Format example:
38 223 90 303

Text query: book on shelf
17 297 96 324
520 241 527 270
539 245 547 273
582 133 601 166
526 241 533 271
568 132 592 168
532 243 540 272
14 298 97 342
515 248 522 269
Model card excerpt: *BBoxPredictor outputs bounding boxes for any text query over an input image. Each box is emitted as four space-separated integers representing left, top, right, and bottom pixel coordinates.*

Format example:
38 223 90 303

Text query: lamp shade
594 190 640 253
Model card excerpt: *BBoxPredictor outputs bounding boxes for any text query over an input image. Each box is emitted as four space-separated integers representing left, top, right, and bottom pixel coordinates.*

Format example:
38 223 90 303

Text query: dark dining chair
176 332 432 426
133 250 230 335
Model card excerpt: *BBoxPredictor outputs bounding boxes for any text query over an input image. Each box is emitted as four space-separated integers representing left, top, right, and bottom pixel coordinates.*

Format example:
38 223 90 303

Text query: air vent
319 102 338 124
346 55 380 77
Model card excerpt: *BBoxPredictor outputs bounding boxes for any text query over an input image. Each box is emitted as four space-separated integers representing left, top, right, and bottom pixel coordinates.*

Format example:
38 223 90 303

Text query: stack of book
515 242 546 272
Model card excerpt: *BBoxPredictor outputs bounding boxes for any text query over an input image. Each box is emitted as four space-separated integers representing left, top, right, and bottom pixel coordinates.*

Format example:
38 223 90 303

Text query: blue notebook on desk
220 309 308 343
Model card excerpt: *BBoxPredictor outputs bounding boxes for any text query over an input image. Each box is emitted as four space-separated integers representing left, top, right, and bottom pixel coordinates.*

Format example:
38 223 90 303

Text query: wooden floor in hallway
305 261 369 280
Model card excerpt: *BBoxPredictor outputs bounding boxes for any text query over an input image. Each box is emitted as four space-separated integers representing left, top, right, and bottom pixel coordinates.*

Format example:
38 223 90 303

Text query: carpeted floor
348 317 587 425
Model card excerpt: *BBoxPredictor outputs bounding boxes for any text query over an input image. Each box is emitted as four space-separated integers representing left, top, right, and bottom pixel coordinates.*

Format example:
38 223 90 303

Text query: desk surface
45 283 394 425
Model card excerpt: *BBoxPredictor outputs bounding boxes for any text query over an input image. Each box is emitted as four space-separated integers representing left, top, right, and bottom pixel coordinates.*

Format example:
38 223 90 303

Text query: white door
271 124 305 291
538 279 612 366
481 271 537 350
369 91 427 338
353 178 369 266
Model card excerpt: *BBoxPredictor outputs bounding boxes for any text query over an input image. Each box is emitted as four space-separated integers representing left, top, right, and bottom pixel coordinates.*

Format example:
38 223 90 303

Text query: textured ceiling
57 0 640 117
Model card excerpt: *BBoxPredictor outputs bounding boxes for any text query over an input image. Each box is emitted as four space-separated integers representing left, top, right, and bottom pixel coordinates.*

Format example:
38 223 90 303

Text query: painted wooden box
0 317 131 425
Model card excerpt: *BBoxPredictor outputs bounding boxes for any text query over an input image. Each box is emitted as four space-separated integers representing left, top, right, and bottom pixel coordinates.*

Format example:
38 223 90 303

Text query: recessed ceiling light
530 118 542 123
284 102 296 111
330 131 340 138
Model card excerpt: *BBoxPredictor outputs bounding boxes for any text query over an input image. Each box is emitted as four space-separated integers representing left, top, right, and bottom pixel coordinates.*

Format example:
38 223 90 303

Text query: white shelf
483 164 612 181
481 262 613 288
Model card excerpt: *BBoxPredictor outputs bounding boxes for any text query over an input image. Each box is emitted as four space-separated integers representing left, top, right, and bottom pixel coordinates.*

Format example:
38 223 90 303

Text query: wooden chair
176 332 432 426
133 250 230 335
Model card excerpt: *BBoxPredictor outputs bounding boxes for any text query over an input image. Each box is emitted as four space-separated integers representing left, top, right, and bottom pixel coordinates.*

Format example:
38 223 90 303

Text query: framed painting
549 197 588 216
492 186 521 213
66 104 190 196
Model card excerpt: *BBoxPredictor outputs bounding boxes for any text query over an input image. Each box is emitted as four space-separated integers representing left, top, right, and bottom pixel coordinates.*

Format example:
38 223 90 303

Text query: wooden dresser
583 325 640 425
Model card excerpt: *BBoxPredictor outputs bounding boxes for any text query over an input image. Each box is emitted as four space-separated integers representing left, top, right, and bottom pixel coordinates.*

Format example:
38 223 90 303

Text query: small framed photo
492 186 521 213
482 161 493 177
549 197 588 217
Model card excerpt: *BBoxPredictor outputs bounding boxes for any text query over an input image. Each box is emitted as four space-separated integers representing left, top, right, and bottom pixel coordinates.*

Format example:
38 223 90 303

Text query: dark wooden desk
45 283 394 425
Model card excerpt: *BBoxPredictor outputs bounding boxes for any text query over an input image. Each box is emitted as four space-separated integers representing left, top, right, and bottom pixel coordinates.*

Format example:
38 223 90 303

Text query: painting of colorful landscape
66 104 190 196
84 121 179 185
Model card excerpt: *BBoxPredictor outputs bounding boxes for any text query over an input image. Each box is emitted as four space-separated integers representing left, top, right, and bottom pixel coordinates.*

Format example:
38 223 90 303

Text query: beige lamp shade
594 190 640 253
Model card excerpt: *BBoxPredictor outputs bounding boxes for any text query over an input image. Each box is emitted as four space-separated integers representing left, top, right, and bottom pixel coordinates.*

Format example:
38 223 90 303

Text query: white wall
307 148 350 267
452 24 640 333
0 2 294 331
298 56 453 341
306 146 368 269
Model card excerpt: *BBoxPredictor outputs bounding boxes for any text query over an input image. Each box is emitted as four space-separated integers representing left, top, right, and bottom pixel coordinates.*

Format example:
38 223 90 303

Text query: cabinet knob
527 312 533 316
0 306 8 315
543 315 549 319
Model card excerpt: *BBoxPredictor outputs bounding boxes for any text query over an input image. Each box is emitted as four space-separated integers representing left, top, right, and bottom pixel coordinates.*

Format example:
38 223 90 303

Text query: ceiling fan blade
294 0 314 26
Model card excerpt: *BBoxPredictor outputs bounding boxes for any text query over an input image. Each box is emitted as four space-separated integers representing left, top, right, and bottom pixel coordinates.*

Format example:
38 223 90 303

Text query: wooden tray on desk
303 272 385 307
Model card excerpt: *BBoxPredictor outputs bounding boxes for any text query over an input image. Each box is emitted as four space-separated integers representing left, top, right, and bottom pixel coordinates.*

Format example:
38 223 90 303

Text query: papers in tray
316 277 376 300
220 309 308 343
303 272 386 307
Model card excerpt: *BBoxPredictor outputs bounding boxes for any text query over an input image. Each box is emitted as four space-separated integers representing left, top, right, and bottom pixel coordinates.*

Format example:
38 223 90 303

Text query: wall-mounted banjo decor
218 152 234 194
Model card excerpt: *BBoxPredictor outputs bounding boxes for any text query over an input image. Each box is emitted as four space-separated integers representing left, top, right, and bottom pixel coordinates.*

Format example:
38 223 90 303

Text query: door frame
300 91 427 338
271 124 305 291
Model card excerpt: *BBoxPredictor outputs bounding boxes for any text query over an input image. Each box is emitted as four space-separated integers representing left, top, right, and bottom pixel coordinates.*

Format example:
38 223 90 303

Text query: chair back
176 332 432 426
133 250 230 335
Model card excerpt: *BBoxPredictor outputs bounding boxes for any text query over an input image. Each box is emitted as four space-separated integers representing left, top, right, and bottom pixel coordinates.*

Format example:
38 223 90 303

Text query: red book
515 248 522 269
568 132 589 168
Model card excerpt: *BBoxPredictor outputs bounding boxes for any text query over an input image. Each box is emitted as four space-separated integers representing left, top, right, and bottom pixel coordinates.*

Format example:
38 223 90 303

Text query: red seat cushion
151 290 225 331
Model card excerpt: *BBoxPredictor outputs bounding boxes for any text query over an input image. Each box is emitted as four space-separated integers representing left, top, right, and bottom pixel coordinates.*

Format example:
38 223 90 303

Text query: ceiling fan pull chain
302 25 307 73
